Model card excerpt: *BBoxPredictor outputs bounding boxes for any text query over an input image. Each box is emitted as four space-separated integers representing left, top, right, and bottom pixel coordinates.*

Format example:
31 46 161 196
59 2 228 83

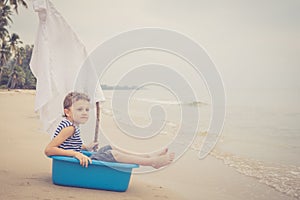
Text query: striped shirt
53 119 83 152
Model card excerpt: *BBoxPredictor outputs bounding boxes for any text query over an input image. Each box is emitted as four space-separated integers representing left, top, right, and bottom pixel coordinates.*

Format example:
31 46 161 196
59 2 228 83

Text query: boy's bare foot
151 152 175 169
148 148 168 158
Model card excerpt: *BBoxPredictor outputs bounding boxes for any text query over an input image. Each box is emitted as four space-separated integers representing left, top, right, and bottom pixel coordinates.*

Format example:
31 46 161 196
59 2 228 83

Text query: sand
0 90 296 200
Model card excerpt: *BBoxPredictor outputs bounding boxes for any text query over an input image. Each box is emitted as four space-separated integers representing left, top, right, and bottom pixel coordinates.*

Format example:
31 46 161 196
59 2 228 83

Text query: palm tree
0 0 27 85
6 33 22 88
0 0 27 14
9 33 21 57
21 45 35 89
0 41 10 83
0 4 12 83
0 5 12 31
0 5 12 62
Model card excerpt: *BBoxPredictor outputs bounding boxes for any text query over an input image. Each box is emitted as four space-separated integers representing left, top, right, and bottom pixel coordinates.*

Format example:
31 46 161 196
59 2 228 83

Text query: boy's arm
44 126 77 157
81 142 99 151
44 126 92 167
81 144 87 150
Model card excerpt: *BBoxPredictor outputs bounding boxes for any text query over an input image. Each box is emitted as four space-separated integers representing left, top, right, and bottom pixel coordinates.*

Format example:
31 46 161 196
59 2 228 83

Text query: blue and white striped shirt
53 119 83 152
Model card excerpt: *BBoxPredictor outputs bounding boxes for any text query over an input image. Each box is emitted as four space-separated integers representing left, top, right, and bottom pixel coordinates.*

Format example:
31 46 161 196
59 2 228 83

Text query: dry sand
0 90 296 200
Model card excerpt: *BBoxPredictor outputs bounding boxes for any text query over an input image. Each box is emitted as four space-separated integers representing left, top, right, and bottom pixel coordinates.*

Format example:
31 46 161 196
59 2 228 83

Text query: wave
211 150 300 199
104 96 208 106
135 97 181 105
190 134 300 199
133 97 209 106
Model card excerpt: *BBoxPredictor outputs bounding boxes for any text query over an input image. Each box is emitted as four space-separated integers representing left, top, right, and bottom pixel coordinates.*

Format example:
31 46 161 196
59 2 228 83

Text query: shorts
90 145 116 162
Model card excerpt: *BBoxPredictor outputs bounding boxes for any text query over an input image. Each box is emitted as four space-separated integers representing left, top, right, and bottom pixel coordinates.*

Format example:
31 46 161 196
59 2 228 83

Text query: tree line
0 0 36 90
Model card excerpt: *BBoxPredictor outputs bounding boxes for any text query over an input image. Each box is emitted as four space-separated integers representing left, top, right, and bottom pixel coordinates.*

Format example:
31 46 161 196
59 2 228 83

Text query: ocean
213 88 300 199
97 87 300 199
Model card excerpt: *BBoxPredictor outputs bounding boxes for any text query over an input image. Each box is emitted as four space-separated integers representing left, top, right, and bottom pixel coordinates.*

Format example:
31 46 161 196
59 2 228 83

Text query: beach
0 90 298 200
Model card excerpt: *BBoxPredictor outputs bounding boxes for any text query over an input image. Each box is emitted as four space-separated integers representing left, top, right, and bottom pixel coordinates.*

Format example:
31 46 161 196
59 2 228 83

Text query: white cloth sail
30 0 105 135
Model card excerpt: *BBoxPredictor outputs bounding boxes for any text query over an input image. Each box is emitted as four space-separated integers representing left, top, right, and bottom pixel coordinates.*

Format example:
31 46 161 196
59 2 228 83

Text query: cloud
8 0 300 89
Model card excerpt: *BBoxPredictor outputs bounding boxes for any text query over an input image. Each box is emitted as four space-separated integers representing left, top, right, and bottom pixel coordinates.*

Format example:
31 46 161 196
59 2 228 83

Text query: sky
9 0 300 96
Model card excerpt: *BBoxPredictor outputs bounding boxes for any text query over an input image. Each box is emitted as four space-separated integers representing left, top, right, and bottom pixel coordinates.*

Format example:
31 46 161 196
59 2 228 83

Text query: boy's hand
85 142 99 152
74 152 92 167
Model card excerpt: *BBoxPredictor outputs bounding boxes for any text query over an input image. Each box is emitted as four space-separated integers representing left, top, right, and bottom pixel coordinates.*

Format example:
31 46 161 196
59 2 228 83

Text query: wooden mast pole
93 101 100 152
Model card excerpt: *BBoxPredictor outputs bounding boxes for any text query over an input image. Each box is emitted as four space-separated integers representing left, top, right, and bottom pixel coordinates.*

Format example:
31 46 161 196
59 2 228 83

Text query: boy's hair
63 92 90 111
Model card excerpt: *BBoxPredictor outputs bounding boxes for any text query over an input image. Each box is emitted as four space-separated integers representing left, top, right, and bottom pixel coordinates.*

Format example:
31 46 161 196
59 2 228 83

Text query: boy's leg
110 150 175 169
90 145 116 162
111 145 168 158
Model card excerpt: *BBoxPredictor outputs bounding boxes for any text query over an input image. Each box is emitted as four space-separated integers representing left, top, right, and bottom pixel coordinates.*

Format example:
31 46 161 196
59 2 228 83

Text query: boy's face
65 99 90 125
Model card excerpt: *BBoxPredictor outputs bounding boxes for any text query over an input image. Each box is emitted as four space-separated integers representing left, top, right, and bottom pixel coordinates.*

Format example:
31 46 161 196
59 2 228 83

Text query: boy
45 92 175 168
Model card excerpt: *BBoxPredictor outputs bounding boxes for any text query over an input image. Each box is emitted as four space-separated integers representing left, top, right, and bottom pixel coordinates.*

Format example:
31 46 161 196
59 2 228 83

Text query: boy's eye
76 108 89 112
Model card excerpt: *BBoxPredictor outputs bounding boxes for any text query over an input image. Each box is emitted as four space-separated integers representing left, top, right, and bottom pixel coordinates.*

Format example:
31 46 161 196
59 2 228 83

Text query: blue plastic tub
50 151 139 192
